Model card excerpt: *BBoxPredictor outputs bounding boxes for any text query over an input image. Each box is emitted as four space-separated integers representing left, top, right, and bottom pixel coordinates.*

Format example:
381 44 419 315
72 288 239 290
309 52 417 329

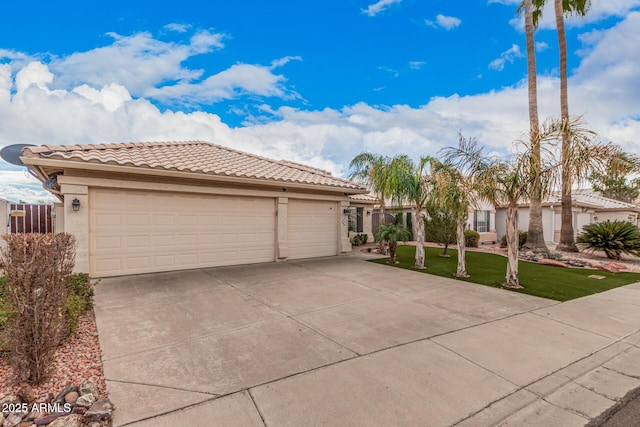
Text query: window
348 207 364 233
474 210 490 233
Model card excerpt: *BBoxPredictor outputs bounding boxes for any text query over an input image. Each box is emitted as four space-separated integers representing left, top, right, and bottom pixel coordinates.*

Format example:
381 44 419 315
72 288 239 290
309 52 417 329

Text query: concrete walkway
93 257 640 426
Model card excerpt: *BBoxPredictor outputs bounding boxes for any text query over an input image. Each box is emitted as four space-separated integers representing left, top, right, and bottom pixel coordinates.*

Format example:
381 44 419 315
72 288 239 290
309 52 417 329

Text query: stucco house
370 198 498 245
494 189 640 244
19 141 368 277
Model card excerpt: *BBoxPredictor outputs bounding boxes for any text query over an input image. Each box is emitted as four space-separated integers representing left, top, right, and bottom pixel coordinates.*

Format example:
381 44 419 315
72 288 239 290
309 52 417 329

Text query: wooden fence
8 203 54 234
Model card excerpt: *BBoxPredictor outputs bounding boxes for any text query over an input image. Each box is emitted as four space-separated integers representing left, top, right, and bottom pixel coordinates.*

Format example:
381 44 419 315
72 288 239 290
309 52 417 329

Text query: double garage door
89 188 339 277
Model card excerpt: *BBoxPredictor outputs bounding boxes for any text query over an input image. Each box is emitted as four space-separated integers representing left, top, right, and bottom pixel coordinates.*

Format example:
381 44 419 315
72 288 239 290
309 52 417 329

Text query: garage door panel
89 189 276 277
288 200 338 260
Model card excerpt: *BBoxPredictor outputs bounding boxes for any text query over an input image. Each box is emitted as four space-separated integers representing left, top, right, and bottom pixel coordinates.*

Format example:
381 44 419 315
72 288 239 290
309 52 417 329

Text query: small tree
424 201 457 256
375 223 412 264
0 233 76 383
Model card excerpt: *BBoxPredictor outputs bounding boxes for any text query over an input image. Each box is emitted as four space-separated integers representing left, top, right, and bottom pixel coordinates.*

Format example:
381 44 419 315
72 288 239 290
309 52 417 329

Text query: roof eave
22 157 368 195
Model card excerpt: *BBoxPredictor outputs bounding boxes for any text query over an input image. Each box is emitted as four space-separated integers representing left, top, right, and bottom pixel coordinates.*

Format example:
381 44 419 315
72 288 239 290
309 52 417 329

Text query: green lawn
370 245 640 301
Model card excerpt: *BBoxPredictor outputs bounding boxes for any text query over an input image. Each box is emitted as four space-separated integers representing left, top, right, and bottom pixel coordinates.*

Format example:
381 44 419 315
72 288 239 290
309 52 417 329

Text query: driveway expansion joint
105 378 219 396
247 389 268 427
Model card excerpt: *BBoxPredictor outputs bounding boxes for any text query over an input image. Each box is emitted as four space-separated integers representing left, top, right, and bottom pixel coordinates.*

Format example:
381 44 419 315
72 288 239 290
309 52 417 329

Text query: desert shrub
0 275 12 331
0 233 76 383
576 220 640 260
464 229 480 248
350 233 368 246
500 231 528 249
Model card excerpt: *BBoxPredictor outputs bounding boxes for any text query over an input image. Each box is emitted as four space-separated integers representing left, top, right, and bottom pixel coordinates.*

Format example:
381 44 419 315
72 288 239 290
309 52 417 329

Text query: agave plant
375 223 412 264
576 220 640 260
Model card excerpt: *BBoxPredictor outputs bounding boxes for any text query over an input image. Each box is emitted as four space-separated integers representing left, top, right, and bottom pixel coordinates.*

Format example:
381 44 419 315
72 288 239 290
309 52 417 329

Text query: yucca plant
576 220 640 260
375 223 412 264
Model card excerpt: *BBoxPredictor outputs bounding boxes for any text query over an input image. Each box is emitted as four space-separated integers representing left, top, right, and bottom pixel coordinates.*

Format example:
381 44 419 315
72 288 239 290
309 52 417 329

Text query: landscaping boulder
537 259 569 268
84 399 114 422
48 413 83 427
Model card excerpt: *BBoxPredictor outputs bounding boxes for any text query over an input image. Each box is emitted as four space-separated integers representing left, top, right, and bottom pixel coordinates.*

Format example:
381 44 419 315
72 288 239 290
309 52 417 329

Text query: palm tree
444 137 555 288
522 0 592 251
375 223 412 264
436 135 481 278
392 155 432 269
522 0 547 251
349 152 395 222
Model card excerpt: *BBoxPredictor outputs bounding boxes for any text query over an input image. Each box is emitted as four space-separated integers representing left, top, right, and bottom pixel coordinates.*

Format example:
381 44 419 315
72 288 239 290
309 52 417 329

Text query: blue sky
1 0 639 202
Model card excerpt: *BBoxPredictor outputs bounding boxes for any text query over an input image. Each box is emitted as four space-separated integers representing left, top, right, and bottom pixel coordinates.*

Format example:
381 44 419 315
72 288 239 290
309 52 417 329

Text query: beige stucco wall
594 211 638 224
0 200 7 235
53 203 64 233
60 185 89 273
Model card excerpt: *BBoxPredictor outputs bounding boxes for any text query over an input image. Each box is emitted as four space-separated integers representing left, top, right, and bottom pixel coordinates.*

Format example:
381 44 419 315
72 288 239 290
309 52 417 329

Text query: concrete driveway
94 257 640 426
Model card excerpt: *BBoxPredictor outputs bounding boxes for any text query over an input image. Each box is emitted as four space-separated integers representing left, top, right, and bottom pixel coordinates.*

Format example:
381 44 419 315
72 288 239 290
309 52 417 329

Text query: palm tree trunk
455 216 469 277
505 205 523 288
414 211 426 269
523 0 548 252
555 0 578 252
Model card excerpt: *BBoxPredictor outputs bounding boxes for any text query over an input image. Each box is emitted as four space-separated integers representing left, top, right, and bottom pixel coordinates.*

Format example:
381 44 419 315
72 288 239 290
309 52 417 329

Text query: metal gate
8 203 54 234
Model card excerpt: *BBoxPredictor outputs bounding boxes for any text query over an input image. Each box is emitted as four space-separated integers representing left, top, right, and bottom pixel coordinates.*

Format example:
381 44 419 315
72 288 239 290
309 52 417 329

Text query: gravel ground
0 310 107 401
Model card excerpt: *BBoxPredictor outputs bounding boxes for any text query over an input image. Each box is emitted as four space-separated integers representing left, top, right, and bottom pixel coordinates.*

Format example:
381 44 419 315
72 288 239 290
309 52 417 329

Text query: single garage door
288 199 339 260
89 188 276 277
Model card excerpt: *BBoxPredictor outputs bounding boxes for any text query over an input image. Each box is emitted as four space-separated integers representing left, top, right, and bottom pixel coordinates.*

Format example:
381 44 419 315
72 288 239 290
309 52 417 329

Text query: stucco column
0 200 7 234
53 203 65 233
276 197 288 260
490 209 496 232
364 207 373 241
340 201 351 254
61 185 89 273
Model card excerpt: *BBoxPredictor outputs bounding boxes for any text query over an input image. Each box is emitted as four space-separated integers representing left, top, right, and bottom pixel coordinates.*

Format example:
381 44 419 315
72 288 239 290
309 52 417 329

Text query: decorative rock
16 385 35 406
3 412 26 427
52 385 78 406
18 422 34 427
0 395 21 409
64 392 79 405
79 381 98 398
537 258 569 268
594 263 624 273
48 414 82 427
83 399 113 422
74 394 96 409
33 412 70 426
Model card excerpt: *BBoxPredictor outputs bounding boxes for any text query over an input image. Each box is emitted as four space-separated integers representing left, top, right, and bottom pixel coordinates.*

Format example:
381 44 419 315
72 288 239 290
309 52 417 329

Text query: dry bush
0 233 76 384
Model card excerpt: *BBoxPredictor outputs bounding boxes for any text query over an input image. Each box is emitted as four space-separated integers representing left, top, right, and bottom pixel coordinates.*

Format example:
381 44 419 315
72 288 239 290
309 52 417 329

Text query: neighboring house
494 189 640 244
371 198 498 244
20 141 367 277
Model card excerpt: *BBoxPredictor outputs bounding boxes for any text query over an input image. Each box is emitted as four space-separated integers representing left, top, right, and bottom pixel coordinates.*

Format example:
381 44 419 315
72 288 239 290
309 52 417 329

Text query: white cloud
408 61 426 70
426 14 462 30
535 41 549 52
1 13 640 202
502 0 640 31
489 44 523 71
163 23 190 33
362 0 403 17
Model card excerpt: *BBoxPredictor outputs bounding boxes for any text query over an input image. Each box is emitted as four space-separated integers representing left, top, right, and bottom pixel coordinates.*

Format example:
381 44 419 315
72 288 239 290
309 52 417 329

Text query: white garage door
288 199 339 260
89 188 276 277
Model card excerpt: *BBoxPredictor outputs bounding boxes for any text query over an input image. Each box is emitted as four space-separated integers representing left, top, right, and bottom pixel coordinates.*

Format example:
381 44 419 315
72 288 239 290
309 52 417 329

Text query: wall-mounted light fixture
343 208 350 215
366 210 371 215
72 198 80 212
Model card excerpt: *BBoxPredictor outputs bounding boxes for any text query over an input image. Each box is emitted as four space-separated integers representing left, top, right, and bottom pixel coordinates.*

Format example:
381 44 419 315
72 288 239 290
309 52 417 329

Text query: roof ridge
24 140 205 155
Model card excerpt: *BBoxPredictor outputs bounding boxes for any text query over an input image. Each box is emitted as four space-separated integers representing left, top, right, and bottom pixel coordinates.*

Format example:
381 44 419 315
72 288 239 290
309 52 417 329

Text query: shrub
576 220 640 260
66 273 95 334
350 233 368 246
500 231 528 249
0 233 76 383
464 229 480 248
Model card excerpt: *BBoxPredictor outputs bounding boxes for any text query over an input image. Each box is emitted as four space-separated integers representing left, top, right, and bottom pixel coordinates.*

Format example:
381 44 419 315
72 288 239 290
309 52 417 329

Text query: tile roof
22 141 366 192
